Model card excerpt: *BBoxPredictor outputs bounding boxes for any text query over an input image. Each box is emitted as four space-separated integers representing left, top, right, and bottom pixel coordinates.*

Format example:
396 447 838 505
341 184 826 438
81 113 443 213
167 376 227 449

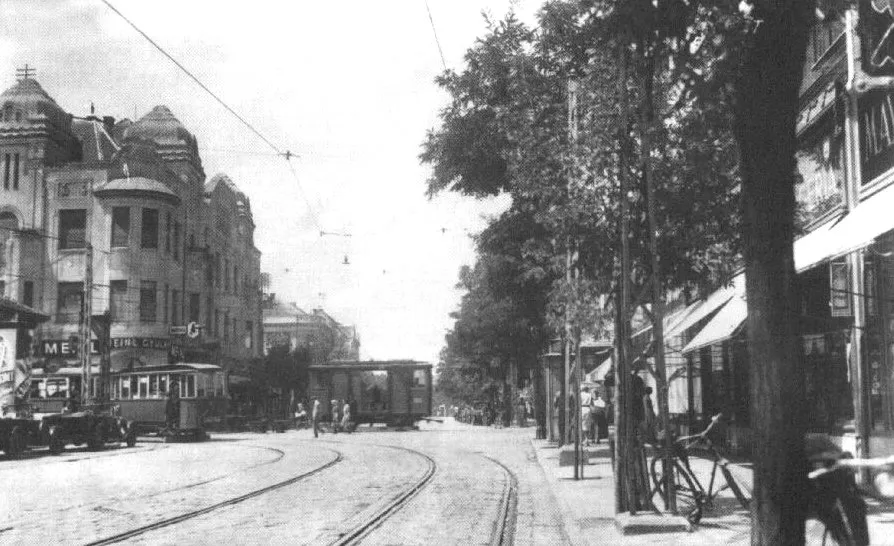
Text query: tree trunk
534 360 547 439
732 4 814 544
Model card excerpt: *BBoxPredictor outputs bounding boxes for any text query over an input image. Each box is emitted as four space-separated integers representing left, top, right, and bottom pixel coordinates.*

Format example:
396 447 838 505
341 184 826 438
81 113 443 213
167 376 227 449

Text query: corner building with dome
0 75 263 411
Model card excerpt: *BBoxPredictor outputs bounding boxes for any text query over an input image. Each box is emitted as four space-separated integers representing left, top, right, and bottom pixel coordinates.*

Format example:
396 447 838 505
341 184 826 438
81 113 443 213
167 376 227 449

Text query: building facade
0 75 263 396
262 297 359 363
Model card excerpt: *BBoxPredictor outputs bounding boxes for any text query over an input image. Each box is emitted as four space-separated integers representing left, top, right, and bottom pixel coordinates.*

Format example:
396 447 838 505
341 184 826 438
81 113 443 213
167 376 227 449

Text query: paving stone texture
1 420 891 545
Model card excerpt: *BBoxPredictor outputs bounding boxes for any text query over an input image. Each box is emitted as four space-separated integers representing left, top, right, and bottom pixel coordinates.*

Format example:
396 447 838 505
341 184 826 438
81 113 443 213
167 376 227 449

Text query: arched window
0 211 18 246
14 111 21 122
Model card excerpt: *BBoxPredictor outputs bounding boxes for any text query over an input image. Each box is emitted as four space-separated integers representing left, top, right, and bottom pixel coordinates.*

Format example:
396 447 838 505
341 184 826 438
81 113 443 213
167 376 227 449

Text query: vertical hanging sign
831 260 854 316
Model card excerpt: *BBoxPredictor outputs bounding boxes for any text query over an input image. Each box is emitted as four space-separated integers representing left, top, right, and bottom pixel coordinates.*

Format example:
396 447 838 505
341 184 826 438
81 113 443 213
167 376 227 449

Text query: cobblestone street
0 420 569 545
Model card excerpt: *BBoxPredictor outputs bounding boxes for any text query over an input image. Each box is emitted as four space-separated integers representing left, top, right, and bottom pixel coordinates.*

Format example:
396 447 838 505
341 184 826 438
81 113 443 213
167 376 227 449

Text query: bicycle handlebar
808 455 894 480
675 412 724 445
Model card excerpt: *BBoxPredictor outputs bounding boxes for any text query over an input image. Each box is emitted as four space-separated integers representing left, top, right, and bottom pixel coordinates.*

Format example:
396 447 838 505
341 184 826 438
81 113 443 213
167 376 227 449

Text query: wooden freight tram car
308 360 432 427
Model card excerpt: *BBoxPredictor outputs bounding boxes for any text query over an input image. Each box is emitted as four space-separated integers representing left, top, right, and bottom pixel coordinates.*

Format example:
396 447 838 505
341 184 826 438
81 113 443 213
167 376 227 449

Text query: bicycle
806 434 894 546
650 413 752 523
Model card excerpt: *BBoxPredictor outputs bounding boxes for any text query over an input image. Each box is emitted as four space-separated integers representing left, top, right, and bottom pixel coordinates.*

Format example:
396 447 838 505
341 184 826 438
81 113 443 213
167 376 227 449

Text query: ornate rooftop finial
15 64 36 81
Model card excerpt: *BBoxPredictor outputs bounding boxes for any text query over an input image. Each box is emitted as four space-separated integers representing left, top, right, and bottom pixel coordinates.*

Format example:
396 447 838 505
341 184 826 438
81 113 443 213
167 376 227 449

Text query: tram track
481 454 519 546
82 446 344 546
325 442 438 546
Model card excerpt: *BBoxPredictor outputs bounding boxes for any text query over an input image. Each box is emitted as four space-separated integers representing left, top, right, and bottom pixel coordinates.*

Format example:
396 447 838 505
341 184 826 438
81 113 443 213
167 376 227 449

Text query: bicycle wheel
720 465 751 510
651 456 703 510
811 472 869 546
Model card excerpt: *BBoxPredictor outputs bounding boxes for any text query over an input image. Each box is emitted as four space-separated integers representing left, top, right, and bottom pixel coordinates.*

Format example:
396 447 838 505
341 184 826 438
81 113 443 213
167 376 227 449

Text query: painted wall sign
39 337 171 356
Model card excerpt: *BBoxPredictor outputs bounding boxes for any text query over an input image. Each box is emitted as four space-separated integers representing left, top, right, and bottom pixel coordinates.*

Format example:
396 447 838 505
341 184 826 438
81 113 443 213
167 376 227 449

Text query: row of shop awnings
587 184 892 371
585 276 748 380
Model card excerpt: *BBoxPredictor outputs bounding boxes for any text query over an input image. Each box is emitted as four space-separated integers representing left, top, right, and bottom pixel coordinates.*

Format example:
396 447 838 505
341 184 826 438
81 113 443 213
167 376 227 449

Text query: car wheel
48 426 64 455
6 426 26 458
87 424 104 451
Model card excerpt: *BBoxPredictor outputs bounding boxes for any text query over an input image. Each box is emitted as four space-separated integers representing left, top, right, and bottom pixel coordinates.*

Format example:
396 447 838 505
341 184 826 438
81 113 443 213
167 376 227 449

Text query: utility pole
567 79 581 478
81 243 93 405
843 3 869 473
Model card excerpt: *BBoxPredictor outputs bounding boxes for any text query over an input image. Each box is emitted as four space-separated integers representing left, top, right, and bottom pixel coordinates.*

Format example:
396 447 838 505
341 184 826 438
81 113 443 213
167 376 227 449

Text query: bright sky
0 1 542 364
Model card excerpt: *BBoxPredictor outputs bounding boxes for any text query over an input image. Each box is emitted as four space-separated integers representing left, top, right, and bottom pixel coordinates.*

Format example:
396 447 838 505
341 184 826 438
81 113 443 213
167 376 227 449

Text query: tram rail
328 443 438 546
83 447 344 546
482 454 519 546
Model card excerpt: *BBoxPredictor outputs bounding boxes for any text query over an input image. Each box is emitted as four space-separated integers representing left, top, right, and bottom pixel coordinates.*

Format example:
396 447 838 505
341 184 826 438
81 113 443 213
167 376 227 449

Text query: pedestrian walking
311 398 322 438
165 386 180 430
330 399 340 434
580 386 594 446
554 391 565 444
515 397 527 427
594 391 608 443
341 400 352 433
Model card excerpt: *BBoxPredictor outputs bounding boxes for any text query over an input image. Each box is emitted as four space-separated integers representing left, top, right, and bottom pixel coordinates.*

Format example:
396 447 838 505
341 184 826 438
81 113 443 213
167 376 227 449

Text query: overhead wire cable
424 0 449 71
99 0 327 232
99 0 284 156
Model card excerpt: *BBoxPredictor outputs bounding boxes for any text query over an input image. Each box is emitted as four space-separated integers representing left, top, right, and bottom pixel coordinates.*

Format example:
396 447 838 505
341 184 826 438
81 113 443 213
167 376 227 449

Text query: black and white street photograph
2 1 894 544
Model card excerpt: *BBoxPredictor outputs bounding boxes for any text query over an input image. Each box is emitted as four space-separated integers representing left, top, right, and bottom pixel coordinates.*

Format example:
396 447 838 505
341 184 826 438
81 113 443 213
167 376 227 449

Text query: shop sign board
39 337 170 357
830 260 853 317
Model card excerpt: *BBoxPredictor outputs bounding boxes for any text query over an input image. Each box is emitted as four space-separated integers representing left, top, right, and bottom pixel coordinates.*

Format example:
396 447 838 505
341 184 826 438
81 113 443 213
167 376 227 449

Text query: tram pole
81 243 93 405
843 4 870 478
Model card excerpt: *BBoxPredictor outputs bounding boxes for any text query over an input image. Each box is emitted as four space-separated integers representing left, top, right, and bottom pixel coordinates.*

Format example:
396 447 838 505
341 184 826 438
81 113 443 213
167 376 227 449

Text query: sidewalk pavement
529 438 893 545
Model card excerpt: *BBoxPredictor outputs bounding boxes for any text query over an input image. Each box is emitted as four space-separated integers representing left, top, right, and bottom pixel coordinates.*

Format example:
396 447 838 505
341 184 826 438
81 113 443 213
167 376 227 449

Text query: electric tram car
29 363 228 439
111 363 228 437
308 360 432 427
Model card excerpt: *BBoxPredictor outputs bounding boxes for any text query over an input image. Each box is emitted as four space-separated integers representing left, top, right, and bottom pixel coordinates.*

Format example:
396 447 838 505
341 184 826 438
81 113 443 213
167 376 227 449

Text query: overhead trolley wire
424 0 449 71
98 0 324 231
99 0 283 157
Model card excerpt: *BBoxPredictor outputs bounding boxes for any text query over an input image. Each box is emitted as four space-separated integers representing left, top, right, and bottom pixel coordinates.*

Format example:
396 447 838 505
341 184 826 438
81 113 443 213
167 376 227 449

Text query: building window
0 280 5 297
12 153 19 190
233 265 239 295
189 292 200 323
173 221 180 261
139 281 157 322
245 321 253 349
0 211 17 246
224 259 230 292
214 309 220 337
23 280 33 307
57 282 83 323
109 280 128 321
111 207 130 247
59 209 87 250
163 284 169 324
3 153 9 190
165 212 172 253
172 289 181 324
141 208 159 249
206 295 213 332
224 313 229 342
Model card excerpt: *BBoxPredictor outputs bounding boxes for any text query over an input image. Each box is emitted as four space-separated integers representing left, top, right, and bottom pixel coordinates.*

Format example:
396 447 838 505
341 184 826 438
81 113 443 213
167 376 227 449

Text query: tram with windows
29 363 228 439
111 363 228 438
307 360 432 427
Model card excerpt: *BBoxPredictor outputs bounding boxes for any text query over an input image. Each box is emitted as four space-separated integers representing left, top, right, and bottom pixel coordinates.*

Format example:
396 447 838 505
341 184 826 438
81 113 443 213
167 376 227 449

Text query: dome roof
124 105 197 148
0 78 70 128
109 137 178 187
